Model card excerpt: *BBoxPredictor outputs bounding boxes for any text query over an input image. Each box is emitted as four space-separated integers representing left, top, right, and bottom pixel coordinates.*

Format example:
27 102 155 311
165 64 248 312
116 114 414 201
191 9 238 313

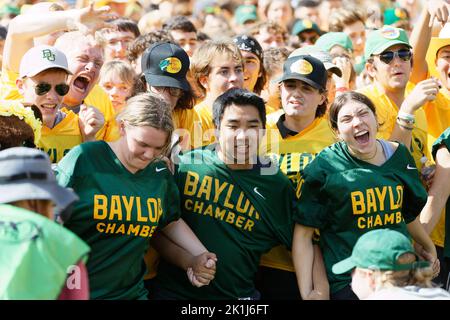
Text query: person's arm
410 0 450 84
4 3 114 73
310 244 329 300
420 146 450 233
292 223 317 299
154 219 217 285
390 78 440 147
407 217 437 261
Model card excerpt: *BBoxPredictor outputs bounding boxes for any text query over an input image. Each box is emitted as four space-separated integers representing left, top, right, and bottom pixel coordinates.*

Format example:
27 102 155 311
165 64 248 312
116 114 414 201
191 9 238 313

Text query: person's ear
199 74 209 92
366 61 377 79
16 78 25 95
119 121 126 136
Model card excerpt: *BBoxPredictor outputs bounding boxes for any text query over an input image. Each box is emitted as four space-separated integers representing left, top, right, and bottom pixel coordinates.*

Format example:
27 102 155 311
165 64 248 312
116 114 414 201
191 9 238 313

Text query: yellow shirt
260 111 336 272
358 82 431 170
83 85 119 142
422 91 449 248
38 111 82 163
0 69 119 142
172 107 200 150
193 100 216 148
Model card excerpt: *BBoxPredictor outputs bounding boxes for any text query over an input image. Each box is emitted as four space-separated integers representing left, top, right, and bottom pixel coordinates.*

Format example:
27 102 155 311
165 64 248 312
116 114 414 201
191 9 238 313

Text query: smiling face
436 45 450 91
118 124 169 173
63 41 104 107
17 69 69 128
335 100 378 158
217 103 263 169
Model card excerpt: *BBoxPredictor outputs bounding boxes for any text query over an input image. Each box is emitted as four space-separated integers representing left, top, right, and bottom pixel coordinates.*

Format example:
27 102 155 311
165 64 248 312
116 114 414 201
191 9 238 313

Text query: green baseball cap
384 7 409 26
234 4 258 25
315 32 353 53
364 25 411 60
292 19 321 36
332 229 430 275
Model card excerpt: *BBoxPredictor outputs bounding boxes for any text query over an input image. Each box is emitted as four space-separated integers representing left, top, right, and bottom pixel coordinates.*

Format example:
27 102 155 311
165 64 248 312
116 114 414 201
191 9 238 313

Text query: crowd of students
1 0 450 301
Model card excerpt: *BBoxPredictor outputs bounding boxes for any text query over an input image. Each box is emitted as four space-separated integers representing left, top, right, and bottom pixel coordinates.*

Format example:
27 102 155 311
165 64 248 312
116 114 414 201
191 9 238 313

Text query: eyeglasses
374 49 412 65
34 82 70 96
299 34 319 44
153 86 184 98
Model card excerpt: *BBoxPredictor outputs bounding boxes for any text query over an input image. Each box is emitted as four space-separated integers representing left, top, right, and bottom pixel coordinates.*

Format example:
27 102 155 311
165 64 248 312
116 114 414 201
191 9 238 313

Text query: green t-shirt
56 141 181 300
0 204 90 299
295 141 427 294
154 148 295 299
432 127 450 258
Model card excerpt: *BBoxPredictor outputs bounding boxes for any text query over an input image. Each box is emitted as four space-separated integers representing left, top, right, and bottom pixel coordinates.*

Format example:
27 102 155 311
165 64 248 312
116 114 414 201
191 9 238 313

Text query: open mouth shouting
72 74 92 94
354 130 370 146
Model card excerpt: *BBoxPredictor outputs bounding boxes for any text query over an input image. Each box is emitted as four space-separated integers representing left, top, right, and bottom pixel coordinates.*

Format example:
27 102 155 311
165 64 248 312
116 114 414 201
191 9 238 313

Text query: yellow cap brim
426 37 450 78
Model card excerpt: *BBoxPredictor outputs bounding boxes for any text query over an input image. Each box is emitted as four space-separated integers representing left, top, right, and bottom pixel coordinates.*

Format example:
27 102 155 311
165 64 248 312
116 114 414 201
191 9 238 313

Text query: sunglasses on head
374 49 412 65
34 82 70 96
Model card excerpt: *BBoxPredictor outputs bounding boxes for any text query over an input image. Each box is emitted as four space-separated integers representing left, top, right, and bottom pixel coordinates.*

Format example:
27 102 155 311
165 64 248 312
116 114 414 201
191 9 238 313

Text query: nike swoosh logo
155 167 167 172
407 164 417 170
253 187 266 199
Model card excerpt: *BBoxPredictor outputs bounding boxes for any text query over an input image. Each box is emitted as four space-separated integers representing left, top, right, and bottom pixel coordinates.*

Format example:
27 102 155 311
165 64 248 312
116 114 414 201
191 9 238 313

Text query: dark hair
111 18 141 38
213 88 266 129
163 16 197 33
196 31 211 42
127 29 171 63
297 0 319 8
328 91 377 131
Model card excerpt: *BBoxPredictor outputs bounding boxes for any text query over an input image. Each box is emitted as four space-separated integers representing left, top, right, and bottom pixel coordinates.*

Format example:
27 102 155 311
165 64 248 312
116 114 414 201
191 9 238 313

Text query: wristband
396 118 414 130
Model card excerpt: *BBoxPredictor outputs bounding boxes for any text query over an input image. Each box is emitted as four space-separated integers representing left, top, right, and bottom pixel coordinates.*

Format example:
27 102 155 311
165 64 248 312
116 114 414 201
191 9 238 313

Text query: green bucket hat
332 229 430 275
315 32 353 53
364 25 411 60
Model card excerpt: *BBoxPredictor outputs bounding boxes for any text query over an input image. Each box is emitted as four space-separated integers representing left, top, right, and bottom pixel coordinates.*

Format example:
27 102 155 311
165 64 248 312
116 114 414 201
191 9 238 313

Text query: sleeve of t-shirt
55 145 84 188
271 181 296 250
432 128 450 160
158 173 182 228
400 145 428 223
293 158 328 229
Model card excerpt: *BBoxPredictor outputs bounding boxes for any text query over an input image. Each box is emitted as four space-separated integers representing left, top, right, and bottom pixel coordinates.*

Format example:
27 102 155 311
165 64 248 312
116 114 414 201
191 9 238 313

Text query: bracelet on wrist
396 118 414 130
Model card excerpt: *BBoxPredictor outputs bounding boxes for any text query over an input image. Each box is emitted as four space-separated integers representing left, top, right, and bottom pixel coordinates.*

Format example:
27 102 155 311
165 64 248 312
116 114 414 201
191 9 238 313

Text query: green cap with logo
332 229 430 275
292 19 321 36
234 4 258 25
364 25 411 60
315 32 353 53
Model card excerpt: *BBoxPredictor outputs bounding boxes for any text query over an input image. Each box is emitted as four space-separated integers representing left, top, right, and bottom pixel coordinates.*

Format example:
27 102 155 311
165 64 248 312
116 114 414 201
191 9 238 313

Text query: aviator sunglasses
34 82 70 96
374 49 412 65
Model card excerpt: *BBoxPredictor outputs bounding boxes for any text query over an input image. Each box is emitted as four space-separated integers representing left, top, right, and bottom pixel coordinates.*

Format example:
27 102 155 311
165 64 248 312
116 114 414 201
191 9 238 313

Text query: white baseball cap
19 45 72 78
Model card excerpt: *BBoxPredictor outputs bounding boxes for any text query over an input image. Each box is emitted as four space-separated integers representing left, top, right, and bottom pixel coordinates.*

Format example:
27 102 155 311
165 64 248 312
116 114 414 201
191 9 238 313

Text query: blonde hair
116 93 174 148
371 253 435 290
190 39 243 95
100 60 135 88
55 31 106 51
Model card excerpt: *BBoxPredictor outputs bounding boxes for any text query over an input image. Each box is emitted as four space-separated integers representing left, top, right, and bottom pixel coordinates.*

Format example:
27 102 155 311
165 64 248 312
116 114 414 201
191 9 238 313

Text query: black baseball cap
142 42 190 91
278 54 327 91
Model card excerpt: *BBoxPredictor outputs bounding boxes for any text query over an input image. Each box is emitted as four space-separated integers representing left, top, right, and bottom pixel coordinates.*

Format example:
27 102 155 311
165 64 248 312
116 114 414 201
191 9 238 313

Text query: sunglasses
374 49 412 65
34 82 70 96
152 86 184 98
